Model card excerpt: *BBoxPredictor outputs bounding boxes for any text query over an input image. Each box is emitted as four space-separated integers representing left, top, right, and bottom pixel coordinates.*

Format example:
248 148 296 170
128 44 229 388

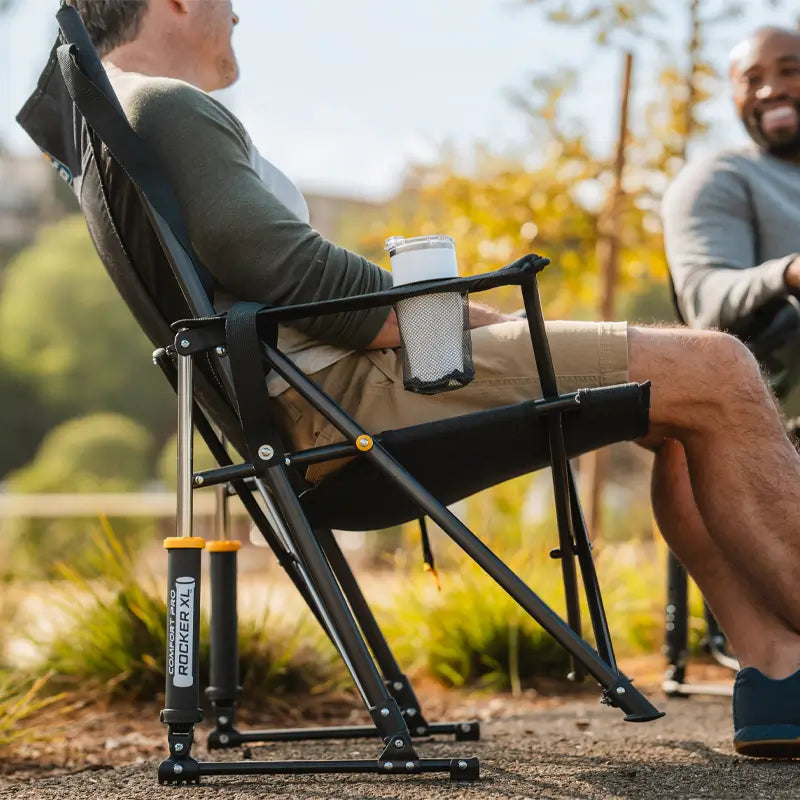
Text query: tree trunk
584 51 634 542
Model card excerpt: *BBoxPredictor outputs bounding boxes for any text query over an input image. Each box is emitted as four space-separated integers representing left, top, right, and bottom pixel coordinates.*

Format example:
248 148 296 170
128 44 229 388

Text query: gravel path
2 690 798 800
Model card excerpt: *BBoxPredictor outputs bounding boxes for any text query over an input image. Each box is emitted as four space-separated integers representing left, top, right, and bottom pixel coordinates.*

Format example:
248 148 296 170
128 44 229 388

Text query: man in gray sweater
664 26 800 412
68 0 800 758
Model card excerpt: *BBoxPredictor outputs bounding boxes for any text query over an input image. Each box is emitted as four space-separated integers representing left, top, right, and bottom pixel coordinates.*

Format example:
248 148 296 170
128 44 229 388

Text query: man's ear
167 0 191 15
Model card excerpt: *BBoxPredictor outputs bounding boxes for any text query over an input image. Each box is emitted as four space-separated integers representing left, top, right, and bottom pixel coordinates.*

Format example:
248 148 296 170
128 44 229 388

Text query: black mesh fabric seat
303 383 649 530
16 5 663 787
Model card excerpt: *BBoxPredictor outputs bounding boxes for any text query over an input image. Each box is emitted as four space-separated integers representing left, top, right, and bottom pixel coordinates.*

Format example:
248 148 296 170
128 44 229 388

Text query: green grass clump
379 548 571 692
0 672 70 750
237 613 347 703
43 519 343 704
44 521 168 699
379 481 710 692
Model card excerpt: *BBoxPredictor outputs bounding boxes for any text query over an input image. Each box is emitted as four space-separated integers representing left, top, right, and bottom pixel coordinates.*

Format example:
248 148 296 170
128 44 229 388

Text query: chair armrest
172 254 549 344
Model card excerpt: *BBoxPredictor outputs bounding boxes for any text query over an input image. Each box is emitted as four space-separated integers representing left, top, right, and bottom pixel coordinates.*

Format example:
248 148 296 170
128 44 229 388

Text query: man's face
731 30 800 159
188 0 240 90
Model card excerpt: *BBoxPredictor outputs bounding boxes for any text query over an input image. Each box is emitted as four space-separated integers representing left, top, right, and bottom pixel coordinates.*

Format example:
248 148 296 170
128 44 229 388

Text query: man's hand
784 255 800 289
366 300 513 350
466 300 517 329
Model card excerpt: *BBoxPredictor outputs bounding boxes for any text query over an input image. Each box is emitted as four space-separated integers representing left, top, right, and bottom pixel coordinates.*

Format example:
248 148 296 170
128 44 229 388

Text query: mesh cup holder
394 291 474 395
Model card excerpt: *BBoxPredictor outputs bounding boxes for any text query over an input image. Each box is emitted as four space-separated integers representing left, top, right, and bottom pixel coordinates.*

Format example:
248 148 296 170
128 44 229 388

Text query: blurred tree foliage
522 0 786 167
0 216 174 478
0 361 54 479
4 413 155 576
9 413 153 493
360 0 789 323
360 103 668 320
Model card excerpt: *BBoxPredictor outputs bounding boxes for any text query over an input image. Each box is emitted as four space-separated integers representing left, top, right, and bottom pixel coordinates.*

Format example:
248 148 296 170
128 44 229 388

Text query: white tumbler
385 234 474 394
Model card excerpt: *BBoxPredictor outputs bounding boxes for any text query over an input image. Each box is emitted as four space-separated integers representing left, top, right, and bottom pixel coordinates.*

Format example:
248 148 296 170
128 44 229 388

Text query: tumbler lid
385 234 455 257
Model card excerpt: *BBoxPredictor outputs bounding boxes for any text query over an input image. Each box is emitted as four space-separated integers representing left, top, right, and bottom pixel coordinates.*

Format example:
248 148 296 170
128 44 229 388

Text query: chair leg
662 554 738 698
316 526 480 742
547 420 585 682
663 552 689 694
205 540 242 749
568 467 618 672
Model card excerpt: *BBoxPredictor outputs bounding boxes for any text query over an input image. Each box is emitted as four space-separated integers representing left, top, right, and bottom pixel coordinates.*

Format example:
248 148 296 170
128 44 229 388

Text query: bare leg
652 438 800 678
630 326 800 658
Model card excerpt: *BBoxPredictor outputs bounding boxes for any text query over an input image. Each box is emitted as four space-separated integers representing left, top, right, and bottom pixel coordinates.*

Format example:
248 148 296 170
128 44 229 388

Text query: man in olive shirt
68 0 800 756
664 27 800 410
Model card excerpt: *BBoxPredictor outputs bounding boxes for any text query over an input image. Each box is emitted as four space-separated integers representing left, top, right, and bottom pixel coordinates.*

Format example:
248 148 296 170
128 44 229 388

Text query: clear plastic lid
385 234 455 256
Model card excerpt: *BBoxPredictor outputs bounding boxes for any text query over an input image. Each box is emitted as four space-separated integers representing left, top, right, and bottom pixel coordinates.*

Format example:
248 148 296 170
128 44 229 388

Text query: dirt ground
2 660 798 800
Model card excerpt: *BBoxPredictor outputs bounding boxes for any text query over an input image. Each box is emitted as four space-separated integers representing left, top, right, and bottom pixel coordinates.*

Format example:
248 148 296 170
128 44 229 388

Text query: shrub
0 216 173 438
0 673 71 751
379 482 708 691
43 521 344 704
379 542 572 692
5 413 155 577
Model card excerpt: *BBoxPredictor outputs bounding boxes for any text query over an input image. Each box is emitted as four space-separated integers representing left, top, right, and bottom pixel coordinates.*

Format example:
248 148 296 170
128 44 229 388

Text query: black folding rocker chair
663 281 800 697
18 4 663 786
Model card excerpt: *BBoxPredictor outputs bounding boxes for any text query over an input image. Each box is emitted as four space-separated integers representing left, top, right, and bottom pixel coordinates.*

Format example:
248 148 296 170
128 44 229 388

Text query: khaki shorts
272 319 629 483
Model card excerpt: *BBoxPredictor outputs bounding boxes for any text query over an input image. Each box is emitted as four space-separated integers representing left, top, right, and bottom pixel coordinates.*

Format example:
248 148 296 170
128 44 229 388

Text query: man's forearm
365 300 512 350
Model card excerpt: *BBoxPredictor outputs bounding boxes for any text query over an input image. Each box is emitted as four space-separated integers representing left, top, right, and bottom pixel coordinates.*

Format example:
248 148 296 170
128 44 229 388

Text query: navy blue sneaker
733 667 800 758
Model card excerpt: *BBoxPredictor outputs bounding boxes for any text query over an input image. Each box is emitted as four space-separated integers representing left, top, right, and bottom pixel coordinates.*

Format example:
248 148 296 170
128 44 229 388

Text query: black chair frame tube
521 276 586 679
315 526 444 737
569 469 618 672
662 552 737 697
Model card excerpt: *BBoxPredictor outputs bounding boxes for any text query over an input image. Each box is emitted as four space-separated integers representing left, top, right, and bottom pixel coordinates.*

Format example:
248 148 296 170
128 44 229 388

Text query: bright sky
2 0 798 199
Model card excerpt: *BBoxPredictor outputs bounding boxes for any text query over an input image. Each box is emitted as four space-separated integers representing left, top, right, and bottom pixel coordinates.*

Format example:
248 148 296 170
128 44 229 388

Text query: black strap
418 517 441 591
224 302 283 472
54 32 215 301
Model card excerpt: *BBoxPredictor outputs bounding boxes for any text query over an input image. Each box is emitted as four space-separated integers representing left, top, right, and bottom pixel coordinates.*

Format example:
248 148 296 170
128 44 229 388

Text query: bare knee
629 326 775 439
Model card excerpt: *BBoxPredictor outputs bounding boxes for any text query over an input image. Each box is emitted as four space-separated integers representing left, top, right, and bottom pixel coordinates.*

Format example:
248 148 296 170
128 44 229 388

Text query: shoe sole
734 725 800 759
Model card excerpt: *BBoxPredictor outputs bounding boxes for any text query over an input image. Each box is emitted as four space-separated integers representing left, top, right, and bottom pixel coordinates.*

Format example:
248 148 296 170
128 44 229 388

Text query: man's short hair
729 25 800 72
66 0 149 57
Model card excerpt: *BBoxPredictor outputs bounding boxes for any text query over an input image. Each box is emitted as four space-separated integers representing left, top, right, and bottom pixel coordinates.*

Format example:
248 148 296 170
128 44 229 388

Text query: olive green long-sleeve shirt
106 65 392 393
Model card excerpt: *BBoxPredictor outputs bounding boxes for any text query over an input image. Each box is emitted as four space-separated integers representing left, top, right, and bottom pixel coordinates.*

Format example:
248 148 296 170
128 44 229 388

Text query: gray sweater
105 65 392 393
663 148 800 331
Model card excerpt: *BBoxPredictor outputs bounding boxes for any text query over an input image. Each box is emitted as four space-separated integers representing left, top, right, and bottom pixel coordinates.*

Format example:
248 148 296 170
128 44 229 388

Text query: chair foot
207 719 481 748
158 756 480 783
158 754 201 785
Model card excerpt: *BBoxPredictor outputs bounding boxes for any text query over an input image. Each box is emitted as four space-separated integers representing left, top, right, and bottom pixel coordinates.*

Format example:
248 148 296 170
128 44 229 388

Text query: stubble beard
745 105 800 160
217 52 239 88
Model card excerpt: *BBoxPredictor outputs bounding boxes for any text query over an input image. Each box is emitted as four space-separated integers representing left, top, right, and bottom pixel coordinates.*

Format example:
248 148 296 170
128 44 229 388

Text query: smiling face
731 28 800 160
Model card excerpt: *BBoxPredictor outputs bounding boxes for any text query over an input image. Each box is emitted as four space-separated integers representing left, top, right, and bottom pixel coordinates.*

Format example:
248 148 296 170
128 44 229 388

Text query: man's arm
366 301 513 349
124 79 392 349
662 157 798 331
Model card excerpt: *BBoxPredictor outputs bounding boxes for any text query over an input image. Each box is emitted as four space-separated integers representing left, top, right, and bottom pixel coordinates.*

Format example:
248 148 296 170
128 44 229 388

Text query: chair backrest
17 5 247 454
